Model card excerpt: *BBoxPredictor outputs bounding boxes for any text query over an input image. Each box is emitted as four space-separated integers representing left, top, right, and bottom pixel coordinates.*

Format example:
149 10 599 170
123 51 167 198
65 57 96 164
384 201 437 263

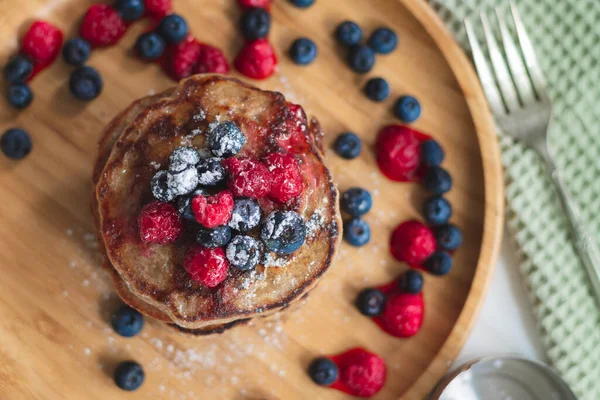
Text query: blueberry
289 0 314 8
197 158 226 186
420 139 444 167
62 38 91 66
229 198 261 232
333 132 361 159
261 211 306 254
240 7 271 40
424 251 453 276
207 121 246 157
422 166 452 195
169 146 201 173
289 38 318 66
3 55 33 83
156 14 188 44
226 235 263 271
1 128 32 160
355 288 385 316
7 83 33 109
177 188 207 220
423 196 452 226
434 224 462 251
341 188 372 217
151 170 176 202
398 270 424 294
114 361 145 391
197 225 232 249
114 0 145 22
343 218 370 247
394 95 421 123
135 32 166 61
308 358 338 386
335 21 362 47
368 27 398 54
167 166 199 196
69 66 103 101
347 45 375 74
364 77 389 102
111 305 144 337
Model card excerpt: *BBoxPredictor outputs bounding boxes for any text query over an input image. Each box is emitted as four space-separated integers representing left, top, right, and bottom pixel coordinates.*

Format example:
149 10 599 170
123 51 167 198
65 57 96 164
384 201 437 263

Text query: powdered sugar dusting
306 209 325 238
262 252 291 268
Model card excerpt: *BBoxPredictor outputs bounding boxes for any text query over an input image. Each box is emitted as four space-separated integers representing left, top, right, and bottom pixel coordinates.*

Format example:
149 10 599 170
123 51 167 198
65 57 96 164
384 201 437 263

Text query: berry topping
1 128 32 160
347 45 375 74
4 55 33 84
289 0 314 8
21 21 63 67
135 32 166 61
240 7 271 41
229 198 261 232
183 246 229 287
289 38 318 65
157 14 189 44
308 358 338 386
196 225 232 249
398 270 424 294
344 218 371 247
196 157 226 186
207 121 246 158
332 348 387 397
261 210 306 254
193 44 230 75
364 77 390 102
114 361 145 391
80 4 126 47
222 158 272 199
394 95 421 123
264 152 303 203
422 166 452 195
355 288 386 317
368 27 398 54
333 132 361 159
69 66 103 101
238 0 271 10
144 0 172 18
376 125 421 182
377 293 424 337
234 39 277 80
335 21 363 47
341 188 372 217
114 0 145 22
62 38 91 66
424 250 453 276
111 305 144 337
226 235 263 271
192 191 234 229
390 220 436 265
420 139 444 167
6 83 33 110
176 188 207 221
423 196 452 226
165 37 202 80
167 166 199 196
169 146 201 173
434 224 462 251
138 201 182 244
151 170 176 202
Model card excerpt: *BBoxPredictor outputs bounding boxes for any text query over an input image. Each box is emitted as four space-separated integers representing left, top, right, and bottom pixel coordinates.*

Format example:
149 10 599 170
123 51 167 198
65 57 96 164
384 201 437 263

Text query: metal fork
465 3 600 304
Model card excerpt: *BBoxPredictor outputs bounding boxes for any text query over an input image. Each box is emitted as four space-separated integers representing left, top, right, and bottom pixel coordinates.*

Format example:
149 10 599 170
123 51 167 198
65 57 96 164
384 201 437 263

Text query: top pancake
95 75 341 329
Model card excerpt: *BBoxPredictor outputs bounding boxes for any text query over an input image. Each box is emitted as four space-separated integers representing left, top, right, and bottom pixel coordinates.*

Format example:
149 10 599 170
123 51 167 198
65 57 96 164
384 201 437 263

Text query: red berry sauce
375 124 431 182
326 348 387 397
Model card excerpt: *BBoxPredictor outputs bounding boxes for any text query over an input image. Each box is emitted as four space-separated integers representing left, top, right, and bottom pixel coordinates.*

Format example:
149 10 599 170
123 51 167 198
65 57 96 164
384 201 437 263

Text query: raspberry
234 39 277 80
192 191 234 229
144 0 172 18
138 201 182 244
390 220 436 266
164 36 202 80
377 293 424 337
276 103 310 152
192 44 230 75
331 348 386 397
183 246 229 287
222 158 272 199
376 125 421 182
21 21 63 75
80 4 127 47
237 0 271 10
264 152 303 203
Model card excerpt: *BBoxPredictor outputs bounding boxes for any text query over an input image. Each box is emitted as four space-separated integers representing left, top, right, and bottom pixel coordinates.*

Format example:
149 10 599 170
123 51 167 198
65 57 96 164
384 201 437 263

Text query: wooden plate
0 0 503 398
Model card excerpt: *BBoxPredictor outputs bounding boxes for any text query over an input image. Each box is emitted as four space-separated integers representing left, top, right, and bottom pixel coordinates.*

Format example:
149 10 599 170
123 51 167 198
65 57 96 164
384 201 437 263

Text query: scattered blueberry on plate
355 288 385 316
240 7 271 40
423 196 452 226
6 83 33 109
347 45 375 74
420 139 444 167
114 0 145 22
422 166 452 195
424 250 453 276
69 66 103 101
156 14 189 44
394 95 421 123
368 27 398 54
308 357 338 386
434 224 462 251
289 38 318 65
341 187 373 217
364 77 390 102
62 38 91 66
1 128 32 160
398 270 423 294
343 218 370 247
111 305 144 337
135 32 166 61
4 54 33 83
197 225 232 249
335 21 362 47
114 361 145 391
333 132 361 159
289 0 315 8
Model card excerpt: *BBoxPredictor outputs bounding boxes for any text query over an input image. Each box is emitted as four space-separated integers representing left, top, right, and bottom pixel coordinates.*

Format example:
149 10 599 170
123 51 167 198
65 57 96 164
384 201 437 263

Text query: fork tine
495 7 536 105
464 17 506 116
480 12 520 112
510 1 549 101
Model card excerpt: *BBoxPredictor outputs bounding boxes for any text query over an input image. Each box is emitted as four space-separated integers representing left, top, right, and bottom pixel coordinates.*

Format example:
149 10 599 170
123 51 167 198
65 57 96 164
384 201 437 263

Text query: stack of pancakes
92 75 341 334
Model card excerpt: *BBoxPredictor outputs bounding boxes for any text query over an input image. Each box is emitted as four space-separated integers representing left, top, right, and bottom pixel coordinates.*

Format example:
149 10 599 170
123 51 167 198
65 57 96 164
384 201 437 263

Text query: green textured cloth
429 1 600 398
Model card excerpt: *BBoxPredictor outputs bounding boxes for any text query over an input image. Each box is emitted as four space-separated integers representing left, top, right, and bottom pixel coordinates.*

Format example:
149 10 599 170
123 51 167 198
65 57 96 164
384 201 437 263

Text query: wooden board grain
0 0 504 399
